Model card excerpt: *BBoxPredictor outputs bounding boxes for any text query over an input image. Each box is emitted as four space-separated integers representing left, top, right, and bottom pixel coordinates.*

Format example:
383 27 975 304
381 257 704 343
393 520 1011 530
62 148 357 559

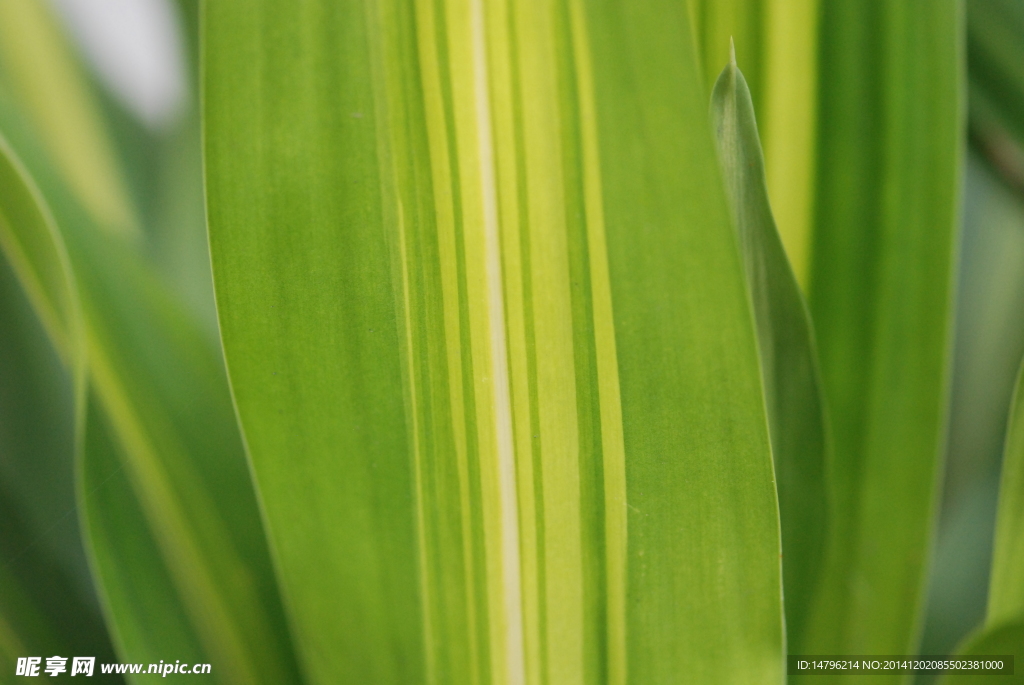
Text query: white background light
49 0 187 130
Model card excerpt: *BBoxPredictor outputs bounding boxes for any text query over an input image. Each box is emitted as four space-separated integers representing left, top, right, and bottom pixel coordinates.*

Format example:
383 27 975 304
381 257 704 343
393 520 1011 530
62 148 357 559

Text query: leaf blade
205 3 786 684
0 133 121 680
940 619 1024 685
711 55 831 654
203 3 425 682
989 359 1024 625
804 0 963 662
579 4 784 681
0 83 302 685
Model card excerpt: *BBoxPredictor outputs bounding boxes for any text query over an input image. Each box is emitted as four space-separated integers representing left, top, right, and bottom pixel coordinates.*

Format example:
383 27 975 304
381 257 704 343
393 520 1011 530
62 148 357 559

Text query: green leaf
686 0 819 285
989 359 1024 626
0 0 137 235
0 134 82 368
204 3 426 683
575 4 784 681
687 0 765 102
938 359 1024 683
758 0 819 287
0 489 120 681
78 392 208 675
0 132 120 678
803 0 963 663
0 87 301 684
968 0 1024 152
204 1 784 683
711 53 830 654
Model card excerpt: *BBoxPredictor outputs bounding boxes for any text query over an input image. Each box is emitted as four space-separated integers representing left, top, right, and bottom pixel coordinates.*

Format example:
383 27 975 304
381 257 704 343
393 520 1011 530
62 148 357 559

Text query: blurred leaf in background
696 5 963 672
919 151 1024 663
0 126 120 681
918 0 1024 675
0 1 300 682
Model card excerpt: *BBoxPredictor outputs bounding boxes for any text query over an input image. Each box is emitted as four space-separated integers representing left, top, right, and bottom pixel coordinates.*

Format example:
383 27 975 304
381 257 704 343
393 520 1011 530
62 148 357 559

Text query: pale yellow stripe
513 1 584 684
470 0 526 680
398 197 438 684
481 1 544 683
444 0 525 681
414 0 482 681
762 0 818 286
361 3 437 676
87 335 260 685
567 3 628 684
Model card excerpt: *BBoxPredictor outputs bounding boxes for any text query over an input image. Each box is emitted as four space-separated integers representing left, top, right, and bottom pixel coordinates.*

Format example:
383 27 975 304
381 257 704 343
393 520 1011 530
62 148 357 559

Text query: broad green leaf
204 1 783 684
0 91 301 684
204 3 426 683
0 0 137 235
989 359 1024 626
939 620 1024 685
711 54 830 654
802 0 962 665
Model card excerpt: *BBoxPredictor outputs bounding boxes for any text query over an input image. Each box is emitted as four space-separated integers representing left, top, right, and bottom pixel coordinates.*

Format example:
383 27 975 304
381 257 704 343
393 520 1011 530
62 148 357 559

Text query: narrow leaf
939 619 1024 685
0 133 120 678
78 394 207 674
685 0 819 284
0 90 301 684
0 1 137 235
939 360 1024 682
989 359 1024 626
711 55 830 653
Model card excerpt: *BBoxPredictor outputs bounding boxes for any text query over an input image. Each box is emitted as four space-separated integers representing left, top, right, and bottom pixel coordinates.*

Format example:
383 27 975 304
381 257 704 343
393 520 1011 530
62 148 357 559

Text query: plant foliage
6 2 1024 685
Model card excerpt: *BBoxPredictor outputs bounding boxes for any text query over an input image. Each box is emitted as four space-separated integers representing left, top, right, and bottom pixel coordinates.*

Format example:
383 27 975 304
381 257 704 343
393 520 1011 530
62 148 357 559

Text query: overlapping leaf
803 0 962 668
941 361 1024 682
0 65 300 685
687 0 819 284
711 53 830 654
0 131 119 679
989 359 1024 625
